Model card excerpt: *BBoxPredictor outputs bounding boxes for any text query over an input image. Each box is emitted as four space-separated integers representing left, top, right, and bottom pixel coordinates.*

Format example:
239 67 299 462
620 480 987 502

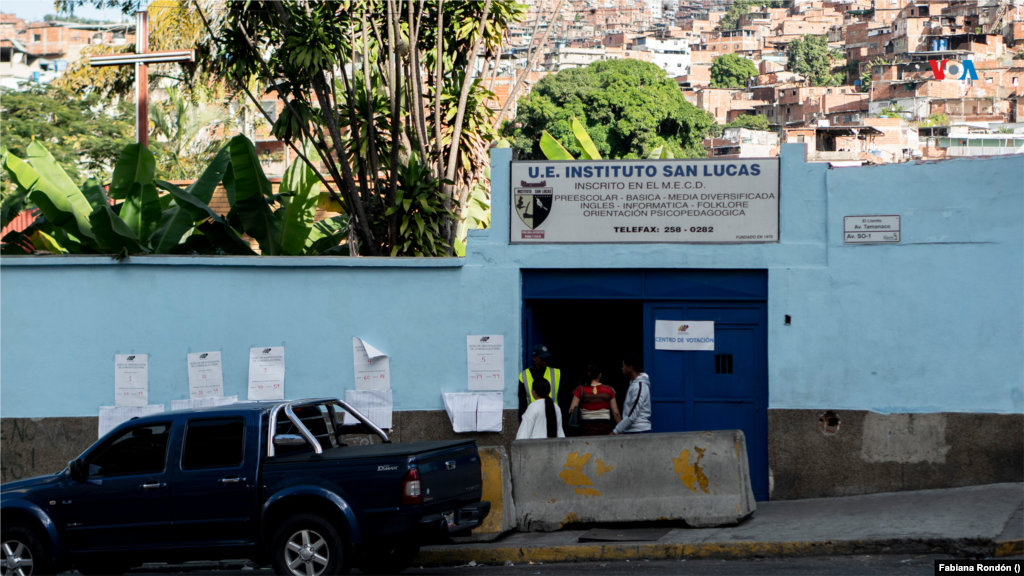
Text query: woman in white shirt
516 378 565 439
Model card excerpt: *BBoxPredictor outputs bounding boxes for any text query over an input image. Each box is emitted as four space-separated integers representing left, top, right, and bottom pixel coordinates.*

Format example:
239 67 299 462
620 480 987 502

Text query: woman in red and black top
568 364 622 436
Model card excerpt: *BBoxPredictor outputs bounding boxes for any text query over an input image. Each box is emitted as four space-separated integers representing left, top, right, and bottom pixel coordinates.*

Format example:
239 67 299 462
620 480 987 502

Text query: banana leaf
571 118 602 160
225 135 280 255
108 143 156 200
150 208 195 254
155 180 226 224
2 150 96 243
648 146 674 160
26 142 96 221
305 214 348 255
81 179 110 211
186 146 230 205
89 202 144 255
540 131 574 160
1 187 28 229
196 220 257 255
276 156 321 255
119 182 161 246
1 228 35 255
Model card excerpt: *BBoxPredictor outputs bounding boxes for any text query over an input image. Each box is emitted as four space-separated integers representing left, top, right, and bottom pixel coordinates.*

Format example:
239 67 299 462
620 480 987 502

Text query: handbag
567 387 583 430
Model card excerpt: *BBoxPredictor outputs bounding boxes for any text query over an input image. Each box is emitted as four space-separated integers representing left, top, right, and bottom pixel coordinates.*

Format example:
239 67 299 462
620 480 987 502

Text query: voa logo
929 59 978 81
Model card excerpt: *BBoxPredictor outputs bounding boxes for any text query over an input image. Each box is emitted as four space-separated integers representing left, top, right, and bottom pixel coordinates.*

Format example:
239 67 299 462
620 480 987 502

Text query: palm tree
150 86 233 180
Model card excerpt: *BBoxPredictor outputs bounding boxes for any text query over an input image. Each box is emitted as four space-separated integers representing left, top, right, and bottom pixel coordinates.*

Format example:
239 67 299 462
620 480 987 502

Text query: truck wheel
1 524 53 576
271 514 349 576
356 542 420 575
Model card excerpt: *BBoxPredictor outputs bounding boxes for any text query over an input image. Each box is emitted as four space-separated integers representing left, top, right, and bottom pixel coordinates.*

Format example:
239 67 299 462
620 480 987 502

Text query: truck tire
271 513 349 576
356 542 420 575
1 523 53 576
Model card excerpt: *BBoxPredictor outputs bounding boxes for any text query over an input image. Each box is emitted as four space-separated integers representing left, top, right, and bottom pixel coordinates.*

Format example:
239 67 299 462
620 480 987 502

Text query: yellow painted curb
995 539 1023 557
416 539 939 567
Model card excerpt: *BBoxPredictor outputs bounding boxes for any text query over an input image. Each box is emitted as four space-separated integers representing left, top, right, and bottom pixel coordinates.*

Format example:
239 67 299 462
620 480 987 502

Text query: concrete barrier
510 431 756 532
453 446 516 542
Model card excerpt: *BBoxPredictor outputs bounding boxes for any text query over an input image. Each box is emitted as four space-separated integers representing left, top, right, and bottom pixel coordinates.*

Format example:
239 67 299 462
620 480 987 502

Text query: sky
3 1 132 23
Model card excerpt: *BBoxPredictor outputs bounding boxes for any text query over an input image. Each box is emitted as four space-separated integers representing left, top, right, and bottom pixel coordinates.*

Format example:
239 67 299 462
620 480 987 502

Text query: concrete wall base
768 409 1024 500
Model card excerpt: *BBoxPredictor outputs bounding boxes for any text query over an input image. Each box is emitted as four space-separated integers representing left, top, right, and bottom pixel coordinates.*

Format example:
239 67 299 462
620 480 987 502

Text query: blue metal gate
522 269 769 500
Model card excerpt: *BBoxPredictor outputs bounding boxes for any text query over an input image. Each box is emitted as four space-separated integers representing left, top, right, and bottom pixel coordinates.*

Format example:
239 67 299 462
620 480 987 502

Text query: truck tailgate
417 443 481 508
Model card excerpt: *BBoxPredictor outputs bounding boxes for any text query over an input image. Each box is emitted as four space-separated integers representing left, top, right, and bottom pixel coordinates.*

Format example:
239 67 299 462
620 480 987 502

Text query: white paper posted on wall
98 405 165 438
352 338 390 390
171 395 238 411
114 354 149 406
187 351 224 398
654 320 715 351
467 335 504 391
248 347 285 400
344 389 393 429
441 391 503 433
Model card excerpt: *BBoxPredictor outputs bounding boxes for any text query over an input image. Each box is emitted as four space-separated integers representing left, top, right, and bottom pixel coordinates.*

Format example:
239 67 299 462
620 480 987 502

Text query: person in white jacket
516 378 565 439
613 352 652 434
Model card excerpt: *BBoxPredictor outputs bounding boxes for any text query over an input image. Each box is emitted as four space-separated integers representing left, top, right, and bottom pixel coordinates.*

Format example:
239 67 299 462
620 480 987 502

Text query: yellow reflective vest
520 367 561 403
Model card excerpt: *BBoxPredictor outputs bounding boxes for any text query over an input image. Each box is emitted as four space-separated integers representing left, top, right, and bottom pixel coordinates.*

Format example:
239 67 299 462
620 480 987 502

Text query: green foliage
727 114 772 131
787 34 843 87
1 138 349 257
719 0 784 30
710 54 759 89
150 86 233 180
707 114 772 138
384 154 459 257
43 13 116 23
508 59 714 160
919 113 950 127
0 85 134 198
876 103 906 118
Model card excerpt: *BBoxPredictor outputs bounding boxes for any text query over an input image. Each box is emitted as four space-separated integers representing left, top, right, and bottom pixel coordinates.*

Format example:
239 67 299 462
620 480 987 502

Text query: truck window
182 418 245 469
87 422 172 477
274 405 339 454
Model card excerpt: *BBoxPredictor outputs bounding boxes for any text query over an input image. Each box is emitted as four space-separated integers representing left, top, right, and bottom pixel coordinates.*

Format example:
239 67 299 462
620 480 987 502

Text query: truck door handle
219 476 245 485
140 482 166 491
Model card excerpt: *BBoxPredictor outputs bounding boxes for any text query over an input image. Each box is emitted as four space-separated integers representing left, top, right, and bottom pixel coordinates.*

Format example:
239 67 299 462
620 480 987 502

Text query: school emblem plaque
515 180 553 230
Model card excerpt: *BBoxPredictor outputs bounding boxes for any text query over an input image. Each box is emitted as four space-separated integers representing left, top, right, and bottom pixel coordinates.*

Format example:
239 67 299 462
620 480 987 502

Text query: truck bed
267 439 477 463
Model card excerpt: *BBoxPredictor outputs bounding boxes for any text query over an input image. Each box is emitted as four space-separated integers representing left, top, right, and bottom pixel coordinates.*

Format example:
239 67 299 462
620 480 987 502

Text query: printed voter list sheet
344 389 393 429
442 390 478 433
475 392 504 432
187 351 224 398
98 405 164 438
171 395 238 411
352 337 390 390
654 320 715 351
114 354 148 406
248 347 285 400
467 335 504 391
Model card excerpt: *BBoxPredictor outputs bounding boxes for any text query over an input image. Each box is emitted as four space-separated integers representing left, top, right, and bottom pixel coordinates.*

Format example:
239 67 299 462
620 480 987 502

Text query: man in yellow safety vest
518 344 563 425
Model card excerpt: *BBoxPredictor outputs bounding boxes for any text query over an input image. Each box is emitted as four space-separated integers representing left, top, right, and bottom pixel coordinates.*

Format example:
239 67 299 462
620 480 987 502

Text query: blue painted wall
2 145 1021 418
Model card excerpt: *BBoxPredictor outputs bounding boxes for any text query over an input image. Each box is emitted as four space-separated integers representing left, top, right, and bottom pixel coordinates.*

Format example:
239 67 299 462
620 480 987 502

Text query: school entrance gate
522 269 769 501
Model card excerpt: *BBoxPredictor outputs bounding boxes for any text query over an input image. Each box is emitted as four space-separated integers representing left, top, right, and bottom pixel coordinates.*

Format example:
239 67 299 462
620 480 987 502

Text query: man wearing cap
518 344 563 425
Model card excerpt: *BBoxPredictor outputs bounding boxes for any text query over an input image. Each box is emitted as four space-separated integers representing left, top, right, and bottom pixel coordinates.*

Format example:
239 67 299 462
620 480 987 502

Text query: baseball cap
531 344 552 359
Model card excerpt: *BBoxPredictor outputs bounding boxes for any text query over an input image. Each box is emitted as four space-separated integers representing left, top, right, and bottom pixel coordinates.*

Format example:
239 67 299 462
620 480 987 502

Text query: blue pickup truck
0 398 490 576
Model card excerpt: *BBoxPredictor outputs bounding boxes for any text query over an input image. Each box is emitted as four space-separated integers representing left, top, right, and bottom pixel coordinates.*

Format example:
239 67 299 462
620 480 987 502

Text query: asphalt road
103 554 1024 576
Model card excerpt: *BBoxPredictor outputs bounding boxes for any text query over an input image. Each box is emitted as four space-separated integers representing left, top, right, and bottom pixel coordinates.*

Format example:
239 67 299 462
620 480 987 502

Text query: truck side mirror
273 434 306 447
68 458 85 482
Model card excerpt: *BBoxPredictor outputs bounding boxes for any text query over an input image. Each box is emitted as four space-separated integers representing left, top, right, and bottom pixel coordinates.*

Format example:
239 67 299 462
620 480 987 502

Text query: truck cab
1 398 489 576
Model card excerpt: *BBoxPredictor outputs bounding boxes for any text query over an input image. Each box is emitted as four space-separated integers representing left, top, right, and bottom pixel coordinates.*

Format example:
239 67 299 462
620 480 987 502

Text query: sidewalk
417 483 1024 567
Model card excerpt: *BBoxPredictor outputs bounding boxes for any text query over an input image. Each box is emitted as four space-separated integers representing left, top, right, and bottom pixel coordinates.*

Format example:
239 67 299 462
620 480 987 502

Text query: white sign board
114 354 148 406
467 335 504 391
187 351 224 399
655 320 715 351
248 347 285 400
510 159 779 243
844 215 900 243
353 338 390 390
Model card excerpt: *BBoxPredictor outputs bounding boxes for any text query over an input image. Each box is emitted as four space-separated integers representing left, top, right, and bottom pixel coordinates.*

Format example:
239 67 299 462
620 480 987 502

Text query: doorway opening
524 299 643 399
